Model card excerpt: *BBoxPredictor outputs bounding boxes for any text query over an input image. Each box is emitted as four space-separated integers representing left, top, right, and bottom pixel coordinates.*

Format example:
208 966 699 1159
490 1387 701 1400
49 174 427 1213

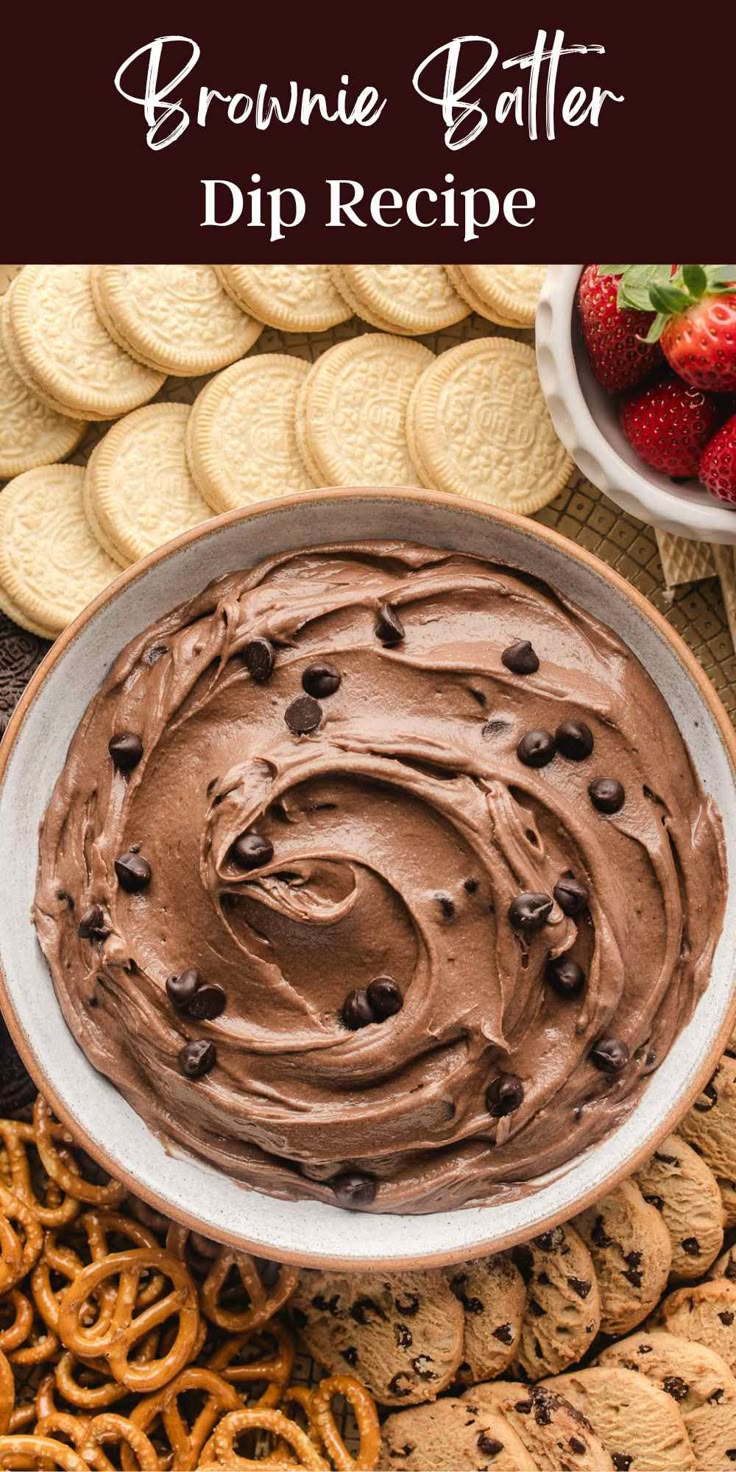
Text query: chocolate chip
591 1216 612 1248
366 976 403 1020
556 720 594 761
569 1437 587 1455
351 1296 384 1324
188 983 227 1021
502 640 539 675
486 1074 524 1117
546 955 586 997
450 1275 483 1313
681 1237 700 1257
395 1293 419 1317
477 1433 504 1457
464 877 479 894
412 1355 437 1381
553 874 590 917
591 1037 630 1073
534 1227 565 1251
387 1373 412 1398
589 777 625 814
332 1172 377 1209
720 1311 735 1326
77 904 111 941
436 892 455 920
166 969 201 1010
285 694 322 734
493 1322 514 1344
695 1078 718 1111
178 1039 216 1079
114 851 151 893
244 637 275 682
302 661 341 698
108 732 143 771
375 603 404 645
395 1324 413 1349
230 832 274 869
517 729 556 768
663 1376 689 1402
568 1276 592 1298
612 1457 632 1471
508 892 553 932
344 1346 358 1366
342 989 376 1030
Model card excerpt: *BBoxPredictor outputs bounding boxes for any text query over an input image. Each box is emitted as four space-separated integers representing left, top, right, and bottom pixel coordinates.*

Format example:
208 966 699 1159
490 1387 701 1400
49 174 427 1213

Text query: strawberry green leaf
649 284 691 315
597 264 630 277
618 265 672 312
682 264 707 298
644 312 668 344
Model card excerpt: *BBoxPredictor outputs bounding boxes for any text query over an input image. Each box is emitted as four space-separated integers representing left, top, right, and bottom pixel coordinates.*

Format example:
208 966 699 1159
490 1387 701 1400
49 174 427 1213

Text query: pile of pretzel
0 1097 380 1470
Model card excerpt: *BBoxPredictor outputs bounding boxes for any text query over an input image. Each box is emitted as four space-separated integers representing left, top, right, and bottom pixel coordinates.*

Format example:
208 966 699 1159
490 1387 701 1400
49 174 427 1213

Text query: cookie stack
0 262 564 641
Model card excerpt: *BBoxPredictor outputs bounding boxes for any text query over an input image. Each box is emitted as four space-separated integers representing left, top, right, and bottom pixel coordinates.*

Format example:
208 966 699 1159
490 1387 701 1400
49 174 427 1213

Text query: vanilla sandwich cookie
216 263 351 333
186 354 315 512
5 266 164 421
83 403 212 568
328 264 469 335
406 336 572 511
447 264 546 328
0 306 85 477
297 334 432 487
91 264 262 377
0 465 119 639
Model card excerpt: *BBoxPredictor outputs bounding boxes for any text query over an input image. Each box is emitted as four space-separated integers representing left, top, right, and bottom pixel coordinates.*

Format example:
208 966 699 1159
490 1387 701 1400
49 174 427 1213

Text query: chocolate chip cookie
659 1281 736 1375
679 1056 736 1183
512 1224 601 1379
574 1180 672 1334
290 1268 464 1405
467 1382 614 1471
635 1133 724 1280
445 1254 526 1383
548 1366 694 1471
379 1396 536 1471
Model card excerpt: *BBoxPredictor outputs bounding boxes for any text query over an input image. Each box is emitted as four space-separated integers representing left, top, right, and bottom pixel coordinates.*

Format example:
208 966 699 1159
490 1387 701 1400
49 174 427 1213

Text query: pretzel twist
211 1408 329 1470
0 1185 43 1294
123 1365 240 1470
0 1435 87 1470
197 1245 298 1334
0 1292 33 1355
0 1352 14 1438
0 1121 79 1229
33 1099 125 1209
207 1320 295 1406
58 1248 199 1391
311 1376 381 1471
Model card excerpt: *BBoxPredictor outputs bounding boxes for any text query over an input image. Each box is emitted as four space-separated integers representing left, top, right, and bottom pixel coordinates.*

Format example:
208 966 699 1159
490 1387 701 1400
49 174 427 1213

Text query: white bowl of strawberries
536 264 736 542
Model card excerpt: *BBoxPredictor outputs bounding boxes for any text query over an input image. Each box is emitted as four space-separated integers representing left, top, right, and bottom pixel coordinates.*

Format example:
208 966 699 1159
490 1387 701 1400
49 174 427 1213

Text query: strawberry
577 266 662 394
647 264 736 393
699 414 736 504
620 374 725 478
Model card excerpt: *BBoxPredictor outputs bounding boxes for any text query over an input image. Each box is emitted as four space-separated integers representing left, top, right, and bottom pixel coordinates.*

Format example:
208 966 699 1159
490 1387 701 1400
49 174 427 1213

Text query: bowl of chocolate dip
0 486 734 1268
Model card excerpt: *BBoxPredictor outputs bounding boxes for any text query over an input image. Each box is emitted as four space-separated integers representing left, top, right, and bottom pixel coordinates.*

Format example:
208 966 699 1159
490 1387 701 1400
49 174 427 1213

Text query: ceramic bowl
536 264 736 544
1 487 735 1269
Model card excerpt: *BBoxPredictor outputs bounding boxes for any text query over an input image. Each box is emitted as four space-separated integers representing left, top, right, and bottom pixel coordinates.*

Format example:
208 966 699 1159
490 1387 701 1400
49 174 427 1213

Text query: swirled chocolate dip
34 543 726 1213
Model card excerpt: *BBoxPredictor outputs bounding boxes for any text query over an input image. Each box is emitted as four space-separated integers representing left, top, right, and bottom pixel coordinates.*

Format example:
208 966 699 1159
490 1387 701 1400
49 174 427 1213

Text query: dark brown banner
4 3 730 260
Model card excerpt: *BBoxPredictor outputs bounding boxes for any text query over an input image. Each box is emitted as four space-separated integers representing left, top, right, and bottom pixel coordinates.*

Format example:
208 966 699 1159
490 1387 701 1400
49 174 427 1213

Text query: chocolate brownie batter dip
34 543 726 1213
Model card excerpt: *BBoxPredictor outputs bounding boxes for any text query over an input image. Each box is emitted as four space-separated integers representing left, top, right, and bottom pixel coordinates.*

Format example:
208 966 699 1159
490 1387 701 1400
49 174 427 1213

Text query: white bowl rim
536 264 736 544
1 485 735 1269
